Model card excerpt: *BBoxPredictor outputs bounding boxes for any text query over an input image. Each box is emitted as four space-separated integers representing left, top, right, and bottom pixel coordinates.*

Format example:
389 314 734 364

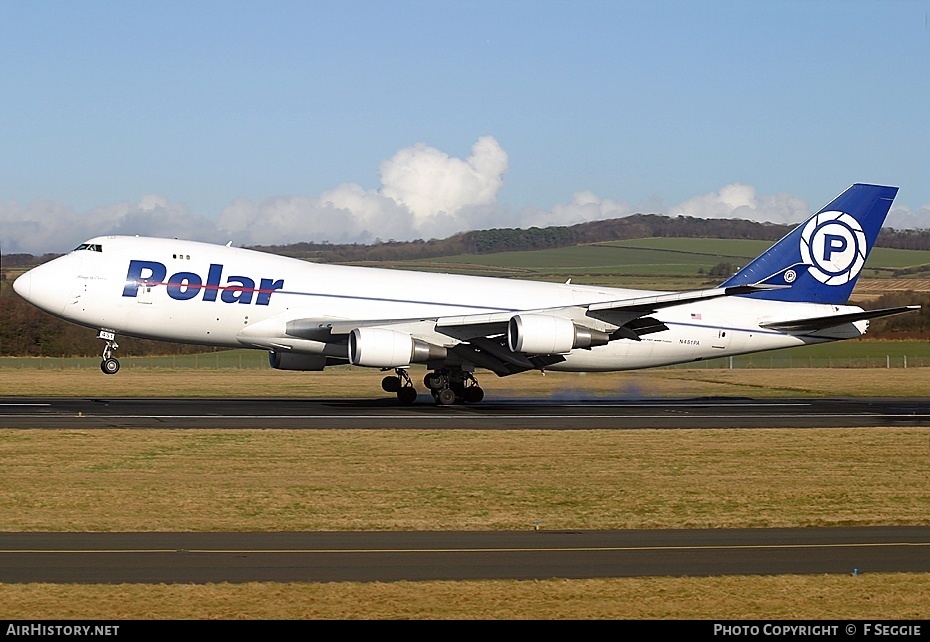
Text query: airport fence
0 350 928 370
669 354 930 369
0 351 272 371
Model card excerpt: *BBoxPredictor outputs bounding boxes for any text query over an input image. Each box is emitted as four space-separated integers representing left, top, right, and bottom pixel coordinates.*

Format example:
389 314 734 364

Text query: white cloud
669 183 811 225
379 135 508 224
0 197 217 254
518 191 635 229
215 188 415 246
3 138 929 255
214 135 509 245
885 204 930 231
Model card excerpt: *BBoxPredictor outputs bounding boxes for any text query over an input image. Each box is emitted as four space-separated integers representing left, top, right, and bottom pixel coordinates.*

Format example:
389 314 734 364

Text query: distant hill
250 215 930 264
4 214 930 267
250 214 798 263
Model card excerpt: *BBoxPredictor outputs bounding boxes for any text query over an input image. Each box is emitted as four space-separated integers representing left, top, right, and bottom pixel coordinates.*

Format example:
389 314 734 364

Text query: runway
3 395 928 583
1 396 930 428
2 527 928 583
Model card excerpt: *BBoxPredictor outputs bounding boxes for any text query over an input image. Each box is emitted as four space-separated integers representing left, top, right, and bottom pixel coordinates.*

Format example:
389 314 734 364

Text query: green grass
599 237 773 257
378 238 930 289
409 243 744 271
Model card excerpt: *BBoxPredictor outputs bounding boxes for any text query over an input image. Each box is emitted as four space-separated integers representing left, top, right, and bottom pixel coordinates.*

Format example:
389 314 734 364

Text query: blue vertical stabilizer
720 183 898 304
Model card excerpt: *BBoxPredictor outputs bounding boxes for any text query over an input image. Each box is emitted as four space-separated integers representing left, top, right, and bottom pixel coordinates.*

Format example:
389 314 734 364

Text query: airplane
12 183 918 405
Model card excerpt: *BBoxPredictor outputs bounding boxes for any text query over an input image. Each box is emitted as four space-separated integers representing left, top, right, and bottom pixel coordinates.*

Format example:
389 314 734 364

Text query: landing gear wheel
381 375 402 393
101 357 120 375
463 386 484 404
426 367 485 405
388 367 418 405
396 386 418 405
424 372 447 391
97 330 121 375
435 388 457 406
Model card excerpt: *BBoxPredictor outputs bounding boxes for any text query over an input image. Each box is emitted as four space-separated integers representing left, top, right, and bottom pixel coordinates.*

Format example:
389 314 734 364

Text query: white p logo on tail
799 211 867 285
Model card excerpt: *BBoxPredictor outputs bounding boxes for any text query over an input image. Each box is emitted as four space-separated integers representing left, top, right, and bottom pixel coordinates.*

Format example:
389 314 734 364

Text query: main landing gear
97 330 120 375
381 368 418 405
424 368 484 406
381 367 485 406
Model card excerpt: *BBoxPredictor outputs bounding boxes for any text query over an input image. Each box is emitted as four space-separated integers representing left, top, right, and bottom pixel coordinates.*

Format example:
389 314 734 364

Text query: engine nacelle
508 314 610 355
348 327 447 368
268 351 327 371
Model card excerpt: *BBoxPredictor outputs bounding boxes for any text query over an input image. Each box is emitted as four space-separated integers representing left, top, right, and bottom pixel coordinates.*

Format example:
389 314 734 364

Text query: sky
1 0 929 254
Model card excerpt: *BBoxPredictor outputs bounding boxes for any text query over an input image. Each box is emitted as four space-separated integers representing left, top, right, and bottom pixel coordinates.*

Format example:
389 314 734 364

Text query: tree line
252 214 799 263
7 215 930 267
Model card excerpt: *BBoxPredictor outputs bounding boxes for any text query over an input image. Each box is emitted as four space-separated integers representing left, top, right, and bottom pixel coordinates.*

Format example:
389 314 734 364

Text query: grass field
4 426 929 532
1 367 930 619
381 238 930 289
4 575 928 620
3 362 930 397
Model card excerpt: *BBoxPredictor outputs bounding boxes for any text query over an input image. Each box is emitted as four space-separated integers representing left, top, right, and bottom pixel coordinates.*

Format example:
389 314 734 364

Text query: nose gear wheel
97 330 121 375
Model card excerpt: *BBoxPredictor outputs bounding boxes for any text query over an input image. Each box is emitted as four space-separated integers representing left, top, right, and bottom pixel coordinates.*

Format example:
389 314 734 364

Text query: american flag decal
691 313 702 320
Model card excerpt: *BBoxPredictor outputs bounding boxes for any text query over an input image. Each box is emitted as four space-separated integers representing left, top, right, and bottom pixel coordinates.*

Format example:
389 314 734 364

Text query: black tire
101 358 120 375
423 372 445 391
435 388 456 406
381 375 402 393
396 386 418 405
463 386 484 404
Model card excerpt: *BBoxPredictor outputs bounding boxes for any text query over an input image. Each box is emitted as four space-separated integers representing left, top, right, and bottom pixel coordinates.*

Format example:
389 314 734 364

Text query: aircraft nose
12 271 31 300
11 260 72 316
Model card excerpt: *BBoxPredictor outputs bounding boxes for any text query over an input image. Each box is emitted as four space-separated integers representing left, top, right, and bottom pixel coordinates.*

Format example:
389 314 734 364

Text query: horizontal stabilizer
759 305 920 333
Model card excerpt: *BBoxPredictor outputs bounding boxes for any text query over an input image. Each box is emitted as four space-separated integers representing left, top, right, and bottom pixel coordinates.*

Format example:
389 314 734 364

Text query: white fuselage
15 235 865 372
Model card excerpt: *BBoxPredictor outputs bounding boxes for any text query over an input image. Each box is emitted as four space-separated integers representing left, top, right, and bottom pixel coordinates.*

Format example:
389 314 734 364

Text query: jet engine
507 314 610 355
348 327 447 368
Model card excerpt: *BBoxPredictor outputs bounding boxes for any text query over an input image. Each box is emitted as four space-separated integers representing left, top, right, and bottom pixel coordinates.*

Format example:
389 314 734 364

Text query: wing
237 266 802 376
436 263 808 341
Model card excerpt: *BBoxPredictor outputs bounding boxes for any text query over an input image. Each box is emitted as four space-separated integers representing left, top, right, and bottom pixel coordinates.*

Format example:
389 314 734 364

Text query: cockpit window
73 243 103 252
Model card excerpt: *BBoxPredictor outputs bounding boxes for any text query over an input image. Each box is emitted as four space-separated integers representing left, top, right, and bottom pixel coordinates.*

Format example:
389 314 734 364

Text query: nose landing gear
97 330 120 375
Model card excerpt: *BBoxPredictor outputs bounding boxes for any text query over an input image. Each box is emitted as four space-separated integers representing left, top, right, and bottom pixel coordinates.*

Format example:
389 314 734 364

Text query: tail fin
720 183 898 304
